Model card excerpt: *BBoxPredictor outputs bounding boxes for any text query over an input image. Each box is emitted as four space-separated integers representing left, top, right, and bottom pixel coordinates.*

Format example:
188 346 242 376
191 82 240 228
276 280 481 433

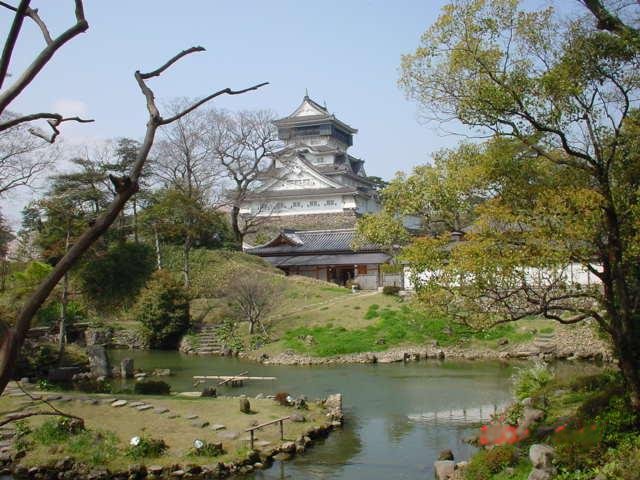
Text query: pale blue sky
3 0 578 226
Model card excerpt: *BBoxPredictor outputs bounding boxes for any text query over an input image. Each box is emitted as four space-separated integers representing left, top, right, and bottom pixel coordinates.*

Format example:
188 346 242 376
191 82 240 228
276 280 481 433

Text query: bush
14 342 89 380
512 361 554 400
79 242 155 310
126 436 168 459
464 445 517 480
32 417 84 445
67 429 119 466
382 285 401 295
35 300 86 327
189 439 224 457
364 304 380 319
132 270 190 349
134 380 171 395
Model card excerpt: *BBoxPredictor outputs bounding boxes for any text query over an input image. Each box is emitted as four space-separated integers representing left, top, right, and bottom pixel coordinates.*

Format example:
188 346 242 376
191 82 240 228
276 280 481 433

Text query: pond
107 351 517 479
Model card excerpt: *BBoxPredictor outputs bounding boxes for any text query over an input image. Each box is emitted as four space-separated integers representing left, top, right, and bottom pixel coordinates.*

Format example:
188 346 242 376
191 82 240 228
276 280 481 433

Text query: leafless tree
225 271 281 334
0 0 268 395
208 109 280 245
0 113 58 196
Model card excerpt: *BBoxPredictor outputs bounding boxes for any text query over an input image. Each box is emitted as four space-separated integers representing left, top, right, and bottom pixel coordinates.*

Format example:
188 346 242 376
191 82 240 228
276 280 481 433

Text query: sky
2 0 574 227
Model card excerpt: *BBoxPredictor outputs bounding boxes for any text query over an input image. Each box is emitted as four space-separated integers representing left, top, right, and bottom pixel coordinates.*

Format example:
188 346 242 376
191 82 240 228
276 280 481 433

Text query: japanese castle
244 96 403 290
240 95 380 222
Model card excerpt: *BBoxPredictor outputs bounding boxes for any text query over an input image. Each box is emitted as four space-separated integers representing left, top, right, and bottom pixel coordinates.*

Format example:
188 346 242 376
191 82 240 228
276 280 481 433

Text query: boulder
438 449 454 461
120 358 134 379
280 441 296 453
201 387 217 398
433 460 455 480
527 468 553 480
48 366 81 382
84 327 112 346
239 396 251 414
290 413 306 422
521 408 545 428
86 345 110 378
153 368 171 376
529 444 555 470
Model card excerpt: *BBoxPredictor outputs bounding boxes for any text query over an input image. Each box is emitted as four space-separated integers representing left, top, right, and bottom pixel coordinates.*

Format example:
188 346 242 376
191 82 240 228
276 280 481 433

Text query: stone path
192 324 225 355
533 331 557 354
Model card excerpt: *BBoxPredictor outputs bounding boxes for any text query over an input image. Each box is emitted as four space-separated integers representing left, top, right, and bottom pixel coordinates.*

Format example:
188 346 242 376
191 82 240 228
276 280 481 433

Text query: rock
217 431 239 440
521 408 545 428
497 338 509 346
153 368 171 376
153 407 169 414
239 396 251 414
438 449 454 461
111 399 128 407
120 358 134 379
281 441 296 453
85 327 112 346
136 404 153 411
48 366 81 382
303 335 315 345
438 350 445 360
148 466 163 475
529 444 555 470
134 373 147 379
191 420 210 428
201 387 216 398
528 468 553 480
210 424 226 431
434 460 455 480
376 338 386 345
290 413 306 422
185 414 199 420
86 345 111 378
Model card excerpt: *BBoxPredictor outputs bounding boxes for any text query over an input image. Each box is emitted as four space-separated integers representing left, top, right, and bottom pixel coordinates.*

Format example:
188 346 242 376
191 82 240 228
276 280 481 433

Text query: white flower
194 439 204 449
286 395 293 404
130 436 141 447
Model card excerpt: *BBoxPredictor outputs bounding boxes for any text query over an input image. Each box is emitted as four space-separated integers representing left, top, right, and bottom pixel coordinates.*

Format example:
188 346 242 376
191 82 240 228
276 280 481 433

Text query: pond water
106 351 517 479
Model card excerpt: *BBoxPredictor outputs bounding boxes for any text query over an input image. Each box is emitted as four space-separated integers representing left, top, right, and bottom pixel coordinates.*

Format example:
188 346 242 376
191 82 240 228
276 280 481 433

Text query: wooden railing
245 416 290 449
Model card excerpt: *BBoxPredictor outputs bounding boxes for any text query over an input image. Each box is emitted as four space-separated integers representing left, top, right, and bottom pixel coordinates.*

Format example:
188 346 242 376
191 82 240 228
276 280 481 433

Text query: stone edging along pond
1 395 344 480
244 322 613 366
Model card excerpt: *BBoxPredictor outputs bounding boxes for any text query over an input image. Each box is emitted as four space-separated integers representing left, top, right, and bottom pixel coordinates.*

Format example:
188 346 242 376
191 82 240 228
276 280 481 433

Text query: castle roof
246 228 383 255
274 95 357 134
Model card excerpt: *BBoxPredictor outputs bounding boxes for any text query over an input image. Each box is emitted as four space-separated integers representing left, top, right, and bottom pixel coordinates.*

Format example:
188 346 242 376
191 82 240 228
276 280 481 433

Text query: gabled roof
287 95 329 118
274 95 357 134
246 229 383 255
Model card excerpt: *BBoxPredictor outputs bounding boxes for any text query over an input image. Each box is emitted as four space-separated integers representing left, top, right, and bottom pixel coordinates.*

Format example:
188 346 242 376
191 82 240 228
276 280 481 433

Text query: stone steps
192 324 225 355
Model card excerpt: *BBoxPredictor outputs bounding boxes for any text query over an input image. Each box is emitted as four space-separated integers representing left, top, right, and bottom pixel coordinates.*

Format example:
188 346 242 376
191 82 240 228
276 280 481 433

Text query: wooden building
245 229 398 289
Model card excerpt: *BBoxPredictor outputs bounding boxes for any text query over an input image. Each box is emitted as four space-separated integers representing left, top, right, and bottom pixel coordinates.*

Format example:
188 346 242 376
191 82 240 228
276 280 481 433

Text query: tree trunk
231 205 243 246
154 223 162 270
614 328 640 411
183 237 191 289
133 196 139 243
58 272 68 361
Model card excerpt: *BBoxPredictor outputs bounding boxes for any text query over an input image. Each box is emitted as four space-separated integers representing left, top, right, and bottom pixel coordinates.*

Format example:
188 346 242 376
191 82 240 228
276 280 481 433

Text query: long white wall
403 262 602 291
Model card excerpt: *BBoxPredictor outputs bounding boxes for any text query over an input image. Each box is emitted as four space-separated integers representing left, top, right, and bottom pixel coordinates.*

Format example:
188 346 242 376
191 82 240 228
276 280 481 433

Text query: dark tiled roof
261 252 391 266
247 229 382 255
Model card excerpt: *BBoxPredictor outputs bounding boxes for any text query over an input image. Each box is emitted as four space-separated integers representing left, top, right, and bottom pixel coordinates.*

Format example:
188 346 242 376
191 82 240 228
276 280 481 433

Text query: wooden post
249 429 254 449
279 419 284 440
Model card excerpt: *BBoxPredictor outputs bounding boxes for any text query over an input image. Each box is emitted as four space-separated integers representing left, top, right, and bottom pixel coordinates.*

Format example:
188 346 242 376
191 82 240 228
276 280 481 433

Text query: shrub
464 445 517 480
79 242 155 310
132 270 191 349
275 392 291 406
126 436 168 459
67 429 119 466
188 439 224 457
364 304 380 319
512 361 554 400
32 417 84 445
382 285 401 295
134 380 171 395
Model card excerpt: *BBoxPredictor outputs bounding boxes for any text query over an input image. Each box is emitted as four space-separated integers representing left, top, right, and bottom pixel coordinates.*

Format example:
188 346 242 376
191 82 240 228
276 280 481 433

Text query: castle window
325 199 336 206
309 200 319 207
274 202 284 210
292 201 301 208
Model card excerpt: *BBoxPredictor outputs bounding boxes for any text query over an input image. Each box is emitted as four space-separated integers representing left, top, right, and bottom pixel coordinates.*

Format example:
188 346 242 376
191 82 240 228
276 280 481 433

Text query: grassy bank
458 366 640 480
1 385 332 472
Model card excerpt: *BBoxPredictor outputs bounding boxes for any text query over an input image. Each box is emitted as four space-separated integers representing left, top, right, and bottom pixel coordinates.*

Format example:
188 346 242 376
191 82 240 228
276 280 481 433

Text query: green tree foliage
397 0 640 408
132 270 190 349
78 242 154 310
141 187 234 287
